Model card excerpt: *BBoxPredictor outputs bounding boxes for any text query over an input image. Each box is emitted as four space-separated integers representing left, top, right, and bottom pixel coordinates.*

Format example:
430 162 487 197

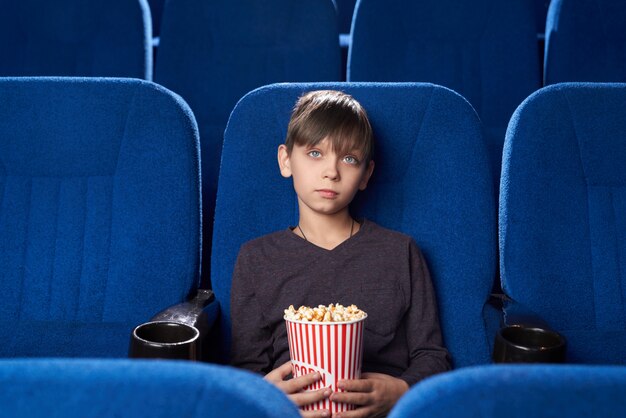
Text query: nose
322 157 340 181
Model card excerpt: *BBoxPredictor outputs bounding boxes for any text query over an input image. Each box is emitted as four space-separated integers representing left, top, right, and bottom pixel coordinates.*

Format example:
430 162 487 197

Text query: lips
317 189 338 199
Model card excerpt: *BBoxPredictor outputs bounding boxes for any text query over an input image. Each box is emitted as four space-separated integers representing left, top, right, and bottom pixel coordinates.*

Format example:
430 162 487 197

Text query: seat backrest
147 0 165 37
500 83 626 363
534 0 550 35
0 78 201 357
0 0 152 79
348 0 540 180
389 364 626 418
0 358 300 417
212 83 497 368
544 0 626 85
334 0 357 34
155 0 341 285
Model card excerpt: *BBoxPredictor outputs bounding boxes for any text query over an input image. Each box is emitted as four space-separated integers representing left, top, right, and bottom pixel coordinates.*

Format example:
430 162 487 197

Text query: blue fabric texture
545 0 626 85
335 0 357 34
155 0 341 284
147 0 165 37
210 83 496 368
0 0 152 80
500 82 626 363
0 358 300 417
534 0 550 33
0 78 201 357
389 364 626 418
348 0 540 182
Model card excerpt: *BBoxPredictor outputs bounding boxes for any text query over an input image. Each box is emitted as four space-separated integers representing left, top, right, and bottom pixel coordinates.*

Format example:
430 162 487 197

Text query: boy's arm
230 246 273 373
399 242 452 386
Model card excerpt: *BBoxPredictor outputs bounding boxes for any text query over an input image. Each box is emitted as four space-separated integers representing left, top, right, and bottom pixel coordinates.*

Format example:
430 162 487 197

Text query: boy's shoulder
238 228 294 257
362 220 421 250
364 220 415 242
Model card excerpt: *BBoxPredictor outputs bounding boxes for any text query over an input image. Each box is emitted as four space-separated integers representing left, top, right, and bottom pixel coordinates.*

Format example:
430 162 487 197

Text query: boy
230 90 450 417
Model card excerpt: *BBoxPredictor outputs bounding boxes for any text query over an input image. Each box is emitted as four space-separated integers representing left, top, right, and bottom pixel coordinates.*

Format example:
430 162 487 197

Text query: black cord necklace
297 218 355 242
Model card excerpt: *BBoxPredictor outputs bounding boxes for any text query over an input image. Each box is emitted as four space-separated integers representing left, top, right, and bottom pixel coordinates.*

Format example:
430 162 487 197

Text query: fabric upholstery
334 0 357 34
0 358 300 417
0 0 152 80
544 0 626 85
210 83 496 368
389 364 626 418
500 83 626 363
348 0 540 182
535 0 550 34
148 0 165 37
0 78 201 357
155 0 341 285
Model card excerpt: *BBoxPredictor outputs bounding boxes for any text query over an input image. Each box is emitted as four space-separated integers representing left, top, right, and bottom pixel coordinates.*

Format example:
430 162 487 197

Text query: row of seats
6 0 617 88
147 0 358 37
3 0 624 290
1 360 625 417
2 79 625 369
147 0 550 39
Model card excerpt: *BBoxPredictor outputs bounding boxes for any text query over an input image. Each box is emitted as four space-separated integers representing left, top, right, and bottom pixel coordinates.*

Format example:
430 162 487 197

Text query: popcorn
284 303 366 323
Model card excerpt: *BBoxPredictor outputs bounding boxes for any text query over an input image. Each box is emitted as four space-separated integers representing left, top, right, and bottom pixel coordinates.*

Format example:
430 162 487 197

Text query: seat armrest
501 297 551 329
492 296 566 363
151 288 215 326
150 289 216 361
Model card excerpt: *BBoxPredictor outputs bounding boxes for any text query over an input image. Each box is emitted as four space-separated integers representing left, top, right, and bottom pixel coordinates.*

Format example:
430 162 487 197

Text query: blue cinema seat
535 0 550 35
154 0 341 286
348 0 540 183
500 83 626 363
544 0 626 85
0 0 152 80
335 0 357 35
147 0 165 37
0 358 300 417
0 78 202 358
208 83 497 369
388 364 626 417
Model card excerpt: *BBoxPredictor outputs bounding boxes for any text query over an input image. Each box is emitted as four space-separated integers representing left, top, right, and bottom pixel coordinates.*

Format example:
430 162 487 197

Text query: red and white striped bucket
285 315 367 414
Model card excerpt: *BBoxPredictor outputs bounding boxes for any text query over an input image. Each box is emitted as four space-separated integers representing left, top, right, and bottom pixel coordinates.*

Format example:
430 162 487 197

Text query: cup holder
493 325 566 363
129 321 199 360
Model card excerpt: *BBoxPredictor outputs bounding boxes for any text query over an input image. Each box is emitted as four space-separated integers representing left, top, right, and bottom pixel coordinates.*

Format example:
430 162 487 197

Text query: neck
296 208 357 250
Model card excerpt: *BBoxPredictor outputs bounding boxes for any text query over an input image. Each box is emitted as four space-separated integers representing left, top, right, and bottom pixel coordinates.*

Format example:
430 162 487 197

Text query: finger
334 407 374 418
265 362 293 383
301 409 331 418
278 372 322 394
361 373 385 379
290 387 332 407
359 372 384 379
337 379 374 393
330 391 371 406
275 361 294 378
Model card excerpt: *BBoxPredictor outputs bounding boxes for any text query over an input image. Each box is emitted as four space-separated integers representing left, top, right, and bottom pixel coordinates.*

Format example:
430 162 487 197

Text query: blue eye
308 150 321 158
343 155 359 165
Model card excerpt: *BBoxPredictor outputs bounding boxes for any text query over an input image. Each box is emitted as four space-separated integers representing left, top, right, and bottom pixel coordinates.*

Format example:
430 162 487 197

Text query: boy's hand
329 373 409 418
265 361 332 418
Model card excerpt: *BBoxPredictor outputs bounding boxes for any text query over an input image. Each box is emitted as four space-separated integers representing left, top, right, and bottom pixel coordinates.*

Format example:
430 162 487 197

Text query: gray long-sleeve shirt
230 220 451 386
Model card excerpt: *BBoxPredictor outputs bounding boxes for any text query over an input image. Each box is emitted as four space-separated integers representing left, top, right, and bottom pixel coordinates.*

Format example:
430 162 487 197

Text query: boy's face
277 137 374 217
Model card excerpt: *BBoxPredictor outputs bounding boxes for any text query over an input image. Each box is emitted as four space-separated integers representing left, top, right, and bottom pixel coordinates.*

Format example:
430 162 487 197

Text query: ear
358 160 375 191
277 144 292 178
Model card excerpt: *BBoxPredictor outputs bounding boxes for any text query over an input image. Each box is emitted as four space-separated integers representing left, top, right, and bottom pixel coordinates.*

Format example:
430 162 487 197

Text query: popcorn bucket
285 315 367 413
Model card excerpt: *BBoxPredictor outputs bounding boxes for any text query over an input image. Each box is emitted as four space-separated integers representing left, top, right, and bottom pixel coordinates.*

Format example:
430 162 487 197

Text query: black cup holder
493 325 566 363
129 321 200 360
